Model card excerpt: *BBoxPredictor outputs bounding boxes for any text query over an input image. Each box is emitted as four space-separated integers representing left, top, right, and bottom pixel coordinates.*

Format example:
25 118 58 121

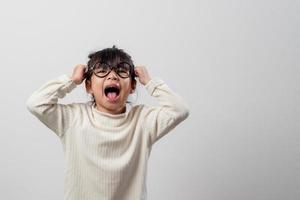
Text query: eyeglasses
92 62 133 78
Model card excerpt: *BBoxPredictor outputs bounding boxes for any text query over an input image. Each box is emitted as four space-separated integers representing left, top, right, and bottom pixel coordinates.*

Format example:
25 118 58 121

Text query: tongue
107 92 118 101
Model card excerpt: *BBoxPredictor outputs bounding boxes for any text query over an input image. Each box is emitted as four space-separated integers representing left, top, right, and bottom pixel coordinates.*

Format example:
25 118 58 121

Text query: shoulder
61 101 91 114
129 103 149 112
77 101 94 113
129 103 158 117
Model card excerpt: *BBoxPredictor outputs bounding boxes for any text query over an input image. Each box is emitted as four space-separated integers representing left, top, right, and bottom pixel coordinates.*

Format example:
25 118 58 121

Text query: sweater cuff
57 74 77 92
144 77 165 95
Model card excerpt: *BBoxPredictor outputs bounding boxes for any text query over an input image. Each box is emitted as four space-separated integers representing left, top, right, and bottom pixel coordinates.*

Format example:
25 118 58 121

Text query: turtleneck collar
90 102 130 127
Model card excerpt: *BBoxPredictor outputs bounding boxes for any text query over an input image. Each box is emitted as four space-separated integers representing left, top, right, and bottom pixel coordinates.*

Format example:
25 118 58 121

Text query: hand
71 64 87 85
134 66 151 85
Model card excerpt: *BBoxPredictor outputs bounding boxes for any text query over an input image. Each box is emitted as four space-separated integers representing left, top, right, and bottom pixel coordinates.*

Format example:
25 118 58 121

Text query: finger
134 68 138 76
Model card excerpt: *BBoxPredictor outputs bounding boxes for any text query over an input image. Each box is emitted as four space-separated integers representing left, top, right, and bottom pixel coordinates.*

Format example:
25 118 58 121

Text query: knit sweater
26 74 190 200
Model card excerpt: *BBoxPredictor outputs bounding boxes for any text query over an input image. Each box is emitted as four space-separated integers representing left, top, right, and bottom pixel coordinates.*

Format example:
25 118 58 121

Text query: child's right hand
71 64 87 85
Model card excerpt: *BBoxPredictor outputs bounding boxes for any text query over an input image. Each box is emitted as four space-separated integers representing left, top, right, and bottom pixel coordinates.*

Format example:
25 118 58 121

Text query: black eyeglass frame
92 61 135 79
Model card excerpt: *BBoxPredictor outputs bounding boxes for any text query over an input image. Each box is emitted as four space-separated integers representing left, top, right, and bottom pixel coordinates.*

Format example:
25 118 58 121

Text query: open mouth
104 85 120 102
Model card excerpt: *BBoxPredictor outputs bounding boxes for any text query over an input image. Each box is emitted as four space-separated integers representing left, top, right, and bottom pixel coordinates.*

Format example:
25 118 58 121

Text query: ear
85 79 93 94
130 80 137 94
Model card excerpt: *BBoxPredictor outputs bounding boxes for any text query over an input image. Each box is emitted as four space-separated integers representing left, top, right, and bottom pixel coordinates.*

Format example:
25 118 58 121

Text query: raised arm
135 66 190 146
26 65 86 138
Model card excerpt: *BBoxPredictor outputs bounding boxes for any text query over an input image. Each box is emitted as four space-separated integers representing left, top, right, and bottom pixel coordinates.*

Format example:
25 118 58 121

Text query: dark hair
85 45 137 105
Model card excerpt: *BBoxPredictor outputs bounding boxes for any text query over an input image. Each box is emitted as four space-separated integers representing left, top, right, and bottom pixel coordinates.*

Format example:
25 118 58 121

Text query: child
26 46 189 200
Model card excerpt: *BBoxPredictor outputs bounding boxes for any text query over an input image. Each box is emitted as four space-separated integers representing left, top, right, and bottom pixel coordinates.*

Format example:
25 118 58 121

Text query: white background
0 0 299 199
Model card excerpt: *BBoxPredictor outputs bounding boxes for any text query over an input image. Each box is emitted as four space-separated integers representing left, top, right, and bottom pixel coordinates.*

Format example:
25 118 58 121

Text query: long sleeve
143 77 190 145
26 74 78 138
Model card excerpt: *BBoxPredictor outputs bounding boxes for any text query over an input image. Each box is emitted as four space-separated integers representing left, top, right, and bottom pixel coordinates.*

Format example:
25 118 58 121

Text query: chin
104 98 125 107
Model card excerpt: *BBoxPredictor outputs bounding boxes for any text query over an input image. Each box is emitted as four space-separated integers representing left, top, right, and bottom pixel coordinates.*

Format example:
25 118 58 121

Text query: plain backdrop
0 0 299 199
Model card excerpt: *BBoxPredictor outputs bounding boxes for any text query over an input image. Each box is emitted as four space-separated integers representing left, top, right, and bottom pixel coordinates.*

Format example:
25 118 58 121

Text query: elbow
173 101 190 121
26 97 34 113
184 107 190 119
26 95 38 114
180 103 190 120
172 96 190 121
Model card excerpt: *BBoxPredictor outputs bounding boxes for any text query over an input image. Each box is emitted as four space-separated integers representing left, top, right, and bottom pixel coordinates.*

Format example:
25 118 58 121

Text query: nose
107 69 119 80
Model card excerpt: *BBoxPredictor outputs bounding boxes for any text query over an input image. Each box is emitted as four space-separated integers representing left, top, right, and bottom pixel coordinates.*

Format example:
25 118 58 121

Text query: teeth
105 83 120 89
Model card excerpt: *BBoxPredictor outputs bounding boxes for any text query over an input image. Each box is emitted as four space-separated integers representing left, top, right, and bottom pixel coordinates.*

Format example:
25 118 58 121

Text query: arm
134 66 190 145
26 74 78 138
143 77 190 145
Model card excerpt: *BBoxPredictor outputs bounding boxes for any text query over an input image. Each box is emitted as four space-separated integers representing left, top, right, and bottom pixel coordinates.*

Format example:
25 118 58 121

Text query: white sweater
26 74 189 200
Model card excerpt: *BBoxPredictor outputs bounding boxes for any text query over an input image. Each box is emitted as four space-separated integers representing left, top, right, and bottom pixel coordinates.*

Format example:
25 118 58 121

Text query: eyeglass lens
94 62 131 78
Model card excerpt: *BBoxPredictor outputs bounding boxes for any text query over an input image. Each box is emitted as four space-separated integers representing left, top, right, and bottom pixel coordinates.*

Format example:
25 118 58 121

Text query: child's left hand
134 66 152 85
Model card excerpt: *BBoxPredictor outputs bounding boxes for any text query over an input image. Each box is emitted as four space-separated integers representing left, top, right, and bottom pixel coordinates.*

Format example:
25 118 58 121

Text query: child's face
86 66 136 115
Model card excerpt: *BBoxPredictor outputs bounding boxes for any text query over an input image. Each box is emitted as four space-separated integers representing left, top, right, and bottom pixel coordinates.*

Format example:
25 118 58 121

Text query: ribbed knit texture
26 74 189 200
